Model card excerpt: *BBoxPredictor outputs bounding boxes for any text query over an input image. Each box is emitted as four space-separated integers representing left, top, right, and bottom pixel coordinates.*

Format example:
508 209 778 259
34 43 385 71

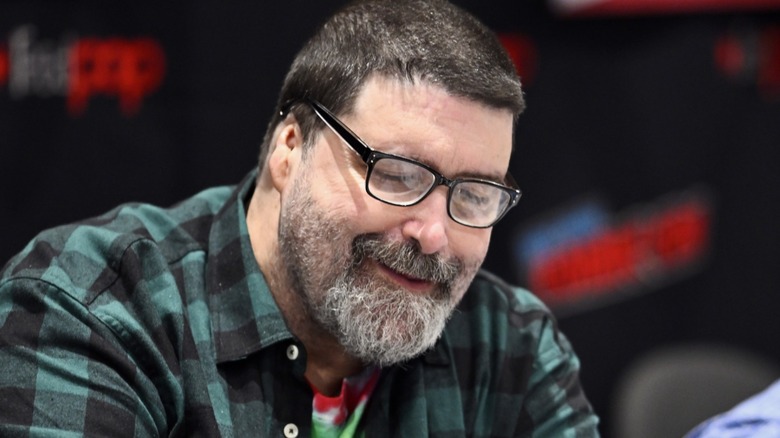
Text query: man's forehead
345 76 515 180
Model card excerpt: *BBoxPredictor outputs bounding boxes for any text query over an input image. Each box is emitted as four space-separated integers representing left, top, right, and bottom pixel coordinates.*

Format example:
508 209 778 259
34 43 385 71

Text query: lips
373 260 436 293
351 234 459 298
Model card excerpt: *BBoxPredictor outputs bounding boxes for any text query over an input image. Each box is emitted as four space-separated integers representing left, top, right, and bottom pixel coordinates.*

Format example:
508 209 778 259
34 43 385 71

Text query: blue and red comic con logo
515 187 712 315
0 25 165 117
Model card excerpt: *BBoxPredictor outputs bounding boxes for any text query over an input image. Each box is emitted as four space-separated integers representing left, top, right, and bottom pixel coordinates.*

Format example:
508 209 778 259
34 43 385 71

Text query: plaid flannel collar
206 170 292 363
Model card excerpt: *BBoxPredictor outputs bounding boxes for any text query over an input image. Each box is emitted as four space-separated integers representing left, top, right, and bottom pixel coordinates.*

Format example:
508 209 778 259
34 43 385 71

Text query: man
0 0 598 436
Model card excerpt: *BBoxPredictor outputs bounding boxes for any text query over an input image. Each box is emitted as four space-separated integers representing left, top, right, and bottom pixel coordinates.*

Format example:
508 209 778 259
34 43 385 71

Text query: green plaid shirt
0 171 599 437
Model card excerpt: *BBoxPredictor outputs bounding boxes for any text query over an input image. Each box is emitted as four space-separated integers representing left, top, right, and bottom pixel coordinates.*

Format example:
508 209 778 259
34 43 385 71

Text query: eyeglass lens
368 157 511 227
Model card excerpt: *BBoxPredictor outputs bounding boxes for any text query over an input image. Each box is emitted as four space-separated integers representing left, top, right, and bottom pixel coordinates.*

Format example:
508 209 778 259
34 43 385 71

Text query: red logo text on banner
1 25 166 117
517 188 712 314
0 45 8 86
68 38 166 116
715 25 780 99
529 199 710 302
498 33 538 85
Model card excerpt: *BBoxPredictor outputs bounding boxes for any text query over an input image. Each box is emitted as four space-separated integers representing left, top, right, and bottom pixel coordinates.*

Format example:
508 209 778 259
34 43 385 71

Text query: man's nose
400 188 450 255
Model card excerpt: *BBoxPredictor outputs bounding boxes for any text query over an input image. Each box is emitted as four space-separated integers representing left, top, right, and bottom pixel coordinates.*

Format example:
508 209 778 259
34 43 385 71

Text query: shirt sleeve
0 278 166 436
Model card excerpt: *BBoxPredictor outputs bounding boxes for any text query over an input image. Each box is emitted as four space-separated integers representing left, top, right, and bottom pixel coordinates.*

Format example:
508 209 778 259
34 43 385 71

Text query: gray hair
258 0 525 171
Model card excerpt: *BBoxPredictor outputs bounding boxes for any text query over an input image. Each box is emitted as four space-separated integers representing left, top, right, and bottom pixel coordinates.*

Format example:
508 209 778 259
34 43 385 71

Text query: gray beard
320 272 455 366
278 170 471 366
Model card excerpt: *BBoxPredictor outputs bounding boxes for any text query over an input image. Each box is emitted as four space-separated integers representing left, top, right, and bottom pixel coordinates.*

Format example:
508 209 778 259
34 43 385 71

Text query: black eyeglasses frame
280 97 522 228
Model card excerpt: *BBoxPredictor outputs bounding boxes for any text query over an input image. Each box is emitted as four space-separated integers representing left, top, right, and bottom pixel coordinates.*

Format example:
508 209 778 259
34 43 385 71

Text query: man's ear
267 118 305 193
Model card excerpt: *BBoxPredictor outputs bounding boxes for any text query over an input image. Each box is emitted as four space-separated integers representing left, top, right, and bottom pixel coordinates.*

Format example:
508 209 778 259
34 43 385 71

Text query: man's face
278 76 514 365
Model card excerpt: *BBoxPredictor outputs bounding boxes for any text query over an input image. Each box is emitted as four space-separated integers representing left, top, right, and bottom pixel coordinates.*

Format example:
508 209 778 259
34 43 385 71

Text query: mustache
352 234 462 286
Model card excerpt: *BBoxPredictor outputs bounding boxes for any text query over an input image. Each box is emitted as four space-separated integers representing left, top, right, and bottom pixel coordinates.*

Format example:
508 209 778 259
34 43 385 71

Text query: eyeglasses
280 98 522 228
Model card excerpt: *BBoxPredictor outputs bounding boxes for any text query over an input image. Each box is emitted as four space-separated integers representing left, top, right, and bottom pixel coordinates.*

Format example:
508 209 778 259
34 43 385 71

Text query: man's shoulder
430 270 596 435
1 185 233 298
446 269 561 354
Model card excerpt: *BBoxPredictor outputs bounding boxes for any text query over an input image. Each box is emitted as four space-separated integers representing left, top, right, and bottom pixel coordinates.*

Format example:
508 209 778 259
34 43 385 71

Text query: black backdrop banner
3 1 780 436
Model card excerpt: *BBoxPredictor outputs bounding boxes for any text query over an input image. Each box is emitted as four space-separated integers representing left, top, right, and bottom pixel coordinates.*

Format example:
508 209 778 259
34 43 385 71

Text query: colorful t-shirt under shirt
311 367 381 438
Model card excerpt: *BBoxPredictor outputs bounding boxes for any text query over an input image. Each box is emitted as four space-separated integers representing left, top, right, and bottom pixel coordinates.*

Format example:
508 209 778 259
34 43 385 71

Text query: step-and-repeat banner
2 1 780 435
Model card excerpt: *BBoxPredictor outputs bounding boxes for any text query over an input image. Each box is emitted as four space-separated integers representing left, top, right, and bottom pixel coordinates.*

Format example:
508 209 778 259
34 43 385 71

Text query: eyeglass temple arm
307 99 374 162
280 98 373 163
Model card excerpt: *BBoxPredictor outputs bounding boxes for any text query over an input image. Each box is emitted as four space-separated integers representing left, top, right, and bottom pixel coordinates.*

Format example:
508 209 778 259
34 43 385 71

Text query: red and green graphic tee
310 366 381 438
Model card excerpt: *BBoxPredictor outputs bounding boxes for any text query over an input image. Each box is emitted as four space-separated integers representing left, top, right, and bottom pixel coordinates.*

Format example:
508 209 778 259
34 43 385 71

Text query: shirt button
283 423 298 437
286 344 299 361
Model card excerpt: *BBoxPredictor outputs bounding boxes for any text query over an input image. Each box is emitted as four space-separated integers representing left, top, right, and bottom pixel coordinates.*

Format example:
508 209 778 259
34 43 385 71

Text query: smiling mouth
372 260 436 293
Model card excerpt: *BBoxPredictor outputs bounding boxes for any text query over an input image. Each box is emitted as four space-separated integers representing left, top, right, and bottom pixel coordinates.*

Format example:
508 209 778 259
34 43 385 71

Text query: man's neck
303 339 366 396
